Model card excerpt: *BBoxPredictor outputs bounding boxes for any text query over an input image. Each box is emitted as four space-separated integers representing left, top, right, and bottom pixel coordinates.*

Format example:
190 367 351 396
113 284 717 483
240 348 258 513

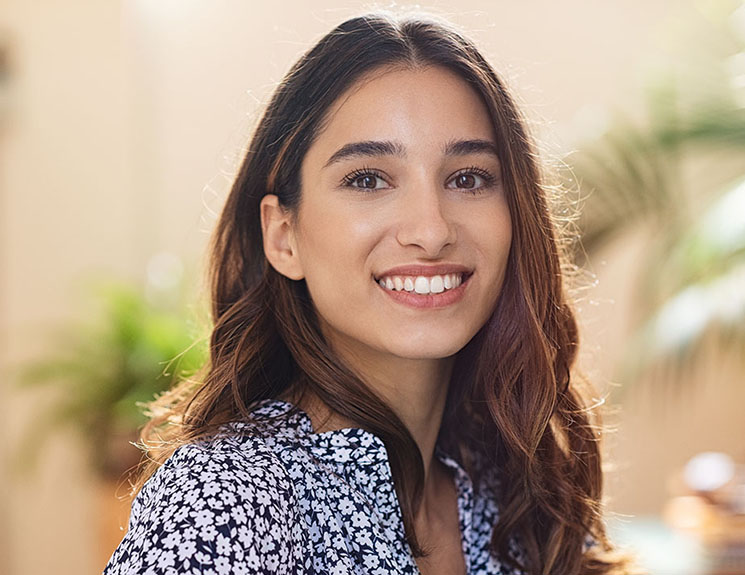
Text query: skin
261 64 512 572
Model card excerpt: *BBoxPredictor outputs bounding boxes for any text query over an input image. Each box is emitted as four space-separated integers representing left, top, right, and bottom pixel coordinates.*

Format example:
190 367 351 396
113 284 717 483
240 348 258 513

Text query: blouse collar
246 397 464 470
242 397 476 571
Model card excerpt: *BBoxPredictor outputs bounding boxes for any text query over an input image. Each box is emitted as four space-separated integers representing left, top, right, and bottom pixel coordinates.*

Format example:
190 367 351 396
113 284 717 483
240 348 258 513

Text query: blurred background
1 1 744 574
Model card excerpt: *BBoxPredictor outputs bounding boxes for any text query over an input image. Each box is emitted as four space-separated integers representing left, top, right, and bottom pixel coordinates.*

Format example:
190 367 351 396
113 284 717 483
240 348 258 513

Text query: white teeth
430 275 444 293
414 276 430 294
377 273 466 295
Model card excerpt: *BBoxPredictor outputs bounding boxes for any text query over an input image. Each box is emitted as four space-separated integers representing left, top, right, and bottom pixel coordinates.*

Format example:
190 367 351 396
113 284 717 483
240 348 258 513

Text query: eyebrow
322 138 499 169
443 138 499 158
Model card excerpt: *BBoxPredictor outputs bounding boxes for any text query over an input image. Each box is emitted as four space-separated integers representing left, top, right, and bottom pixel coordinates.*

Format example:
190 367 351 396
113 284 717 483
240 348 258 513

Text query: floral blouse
103 398 526 574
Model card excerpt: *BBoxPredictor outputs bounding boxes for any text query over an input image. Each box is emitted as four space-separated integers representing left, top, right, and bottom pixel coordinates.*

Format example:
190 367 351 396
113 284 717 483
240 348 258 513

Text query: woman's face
267 65 512 365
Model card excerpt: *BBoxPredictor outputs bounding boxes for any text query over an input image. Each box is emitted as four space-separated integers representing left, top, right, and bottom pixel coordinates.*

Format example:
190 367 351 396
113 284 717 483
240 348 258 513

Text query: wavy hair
136 12 631 575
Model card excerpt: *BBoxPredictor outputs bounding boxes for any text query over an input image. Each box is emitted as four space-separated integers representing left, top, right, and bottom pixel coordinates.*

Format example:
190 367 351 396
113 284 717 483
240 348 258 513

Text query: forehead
308 64 497 158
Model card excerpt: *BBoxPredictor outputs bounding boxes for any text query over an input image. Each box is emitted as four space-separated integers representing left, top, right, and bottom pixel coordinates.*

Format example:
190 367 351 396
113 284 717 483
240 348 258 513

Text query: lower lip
375 275 471 309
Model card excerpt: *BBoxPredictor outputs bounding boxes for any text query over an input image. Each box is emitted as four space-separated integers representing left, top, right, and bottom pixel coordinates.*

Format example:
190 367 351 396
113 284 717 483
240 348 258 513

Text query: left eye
446 169 495 190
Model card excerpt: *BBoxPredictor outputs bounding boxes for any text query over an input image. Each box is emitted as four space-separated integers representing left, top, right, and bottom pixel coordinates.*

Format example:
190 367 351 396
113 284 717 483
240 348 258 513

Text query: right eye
341 168 390 190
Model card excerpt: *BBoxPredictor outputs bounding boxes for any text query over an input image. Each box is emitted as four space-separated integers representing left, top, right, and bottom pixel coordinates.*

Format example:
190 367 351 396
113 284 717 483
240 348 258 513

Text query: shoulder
104 430 302 575
158 430 295 499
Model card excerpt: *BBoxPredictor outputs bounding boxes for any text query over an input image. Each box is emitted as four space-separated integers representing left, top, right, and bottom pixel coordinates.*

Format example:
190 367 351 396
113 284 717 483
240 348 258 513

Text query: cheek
496 223 513 266
473 200 512 255
474 204 513 303
300 196 380 243
295 202 383 289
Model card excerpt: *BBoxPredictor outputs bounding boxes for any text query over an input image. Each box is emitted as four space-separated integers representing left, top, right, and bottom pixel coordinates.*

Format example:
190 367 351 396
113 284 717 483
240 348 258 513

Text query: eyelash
340 165 498 193
340 166 385 188
451 166 498 192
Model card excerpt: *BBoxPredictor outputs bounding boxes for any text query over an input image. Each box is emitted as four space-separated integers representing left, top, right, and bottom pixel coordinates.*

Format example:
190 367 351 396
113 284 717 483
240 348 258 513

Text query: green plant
18 277 208 479
565 1 745 381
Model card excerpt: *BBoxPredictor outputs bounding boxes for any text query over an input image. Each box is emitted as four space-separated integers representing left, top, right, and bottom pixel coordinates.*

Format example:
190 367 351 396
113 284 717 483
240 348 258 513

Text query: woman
105 11 631 575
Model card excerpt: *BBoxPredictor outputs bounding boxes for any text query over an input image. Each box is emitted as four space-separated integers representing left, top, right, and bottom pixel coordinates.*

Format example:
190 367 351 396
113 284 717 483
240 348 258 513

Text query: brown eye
341 169 389 190
446 167 497 193
455 174 476 188
356 175 379 189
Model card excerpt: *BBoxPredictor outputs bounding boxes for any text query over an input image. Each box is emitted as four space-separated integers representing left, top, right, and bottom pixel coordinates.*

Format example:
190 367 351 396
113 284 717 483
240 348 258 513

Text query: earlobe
259 194 305 280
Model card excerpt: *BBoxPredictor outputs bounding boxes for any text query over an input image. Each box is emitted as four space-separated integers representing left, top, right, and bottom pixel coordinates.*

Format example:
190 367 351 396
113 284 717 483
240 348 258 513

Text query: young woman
105 11 631 575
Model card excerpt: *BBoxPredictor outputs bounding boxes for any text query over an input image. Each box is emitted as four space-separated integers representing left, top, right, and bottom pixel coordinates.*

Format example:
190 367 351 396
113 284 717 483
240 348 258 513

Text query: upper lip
375 263 473 279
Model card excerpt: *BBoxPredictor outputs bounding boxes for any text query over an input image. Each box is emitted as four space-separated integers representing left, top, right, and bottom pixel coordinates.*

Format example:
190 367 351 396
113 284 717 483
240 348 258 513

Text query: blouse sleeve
103 439 300 575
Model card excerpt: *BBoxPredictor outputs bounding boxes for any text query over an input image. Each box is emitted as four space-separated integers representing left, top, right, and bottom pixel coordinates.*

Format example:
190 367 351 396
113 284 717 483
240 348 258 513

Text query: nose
395 182 456 256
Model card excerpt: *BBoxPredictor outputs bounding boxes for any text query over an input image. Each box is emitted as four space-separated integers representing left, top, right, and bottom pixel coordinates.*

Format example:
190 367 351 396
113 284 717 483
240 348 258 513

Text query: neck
360 354 455 482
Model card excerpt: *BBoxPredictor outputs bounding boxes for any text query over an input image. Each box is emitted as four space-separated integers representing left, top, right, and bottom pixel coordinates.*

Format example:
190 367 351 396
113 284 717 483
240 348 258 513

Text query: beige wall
1 1 739 574
1 1 132 574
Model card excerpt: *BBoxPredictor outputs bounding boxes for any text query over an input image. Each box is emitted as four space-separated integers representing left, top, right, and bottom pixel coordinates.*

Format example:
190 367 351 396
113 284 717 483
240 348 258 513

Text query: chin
386 335 470 360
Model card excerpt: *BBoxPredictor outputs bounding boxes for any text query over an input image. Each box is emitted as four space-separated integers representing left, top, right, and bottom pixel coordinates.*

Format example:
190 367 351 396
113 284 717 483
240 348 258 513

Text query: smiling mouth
374 272 472 295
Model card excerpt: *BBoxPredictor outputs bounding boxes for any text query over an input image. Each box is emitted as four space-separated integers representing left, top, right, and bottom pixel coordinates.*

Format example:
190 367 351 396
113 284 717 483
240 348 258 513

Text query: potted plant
16 267 208 564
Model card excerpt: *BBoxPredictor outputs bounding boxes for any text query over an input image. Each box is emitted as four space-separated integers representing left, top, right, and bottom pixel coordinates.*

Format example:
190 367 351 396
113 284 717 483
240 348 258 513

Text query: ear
260 194 305 280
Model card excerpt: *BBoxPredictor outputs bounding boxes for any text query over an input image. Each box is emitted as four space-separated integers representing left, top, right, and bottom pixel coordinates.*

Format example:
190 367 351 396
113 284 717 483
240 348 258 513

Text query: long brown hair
137 11 630 575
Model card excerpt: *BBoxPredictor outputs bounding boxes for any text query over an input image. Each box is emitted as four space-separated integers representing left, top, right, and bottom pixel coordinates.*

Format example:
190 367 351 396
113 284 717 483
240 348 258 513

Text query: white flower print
162 531 181 549
177 540 196 562
198 524 217 542
193 509 214 528
156 550 175 570
103 399 526 575
230 505 246 525
215 534 230 555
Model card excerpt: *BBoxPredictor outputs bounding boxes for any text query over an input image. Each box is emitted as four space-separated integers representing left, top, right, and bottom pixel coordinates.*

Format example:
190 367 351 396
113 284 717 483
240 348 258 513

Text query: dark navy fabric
104 398 526 574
